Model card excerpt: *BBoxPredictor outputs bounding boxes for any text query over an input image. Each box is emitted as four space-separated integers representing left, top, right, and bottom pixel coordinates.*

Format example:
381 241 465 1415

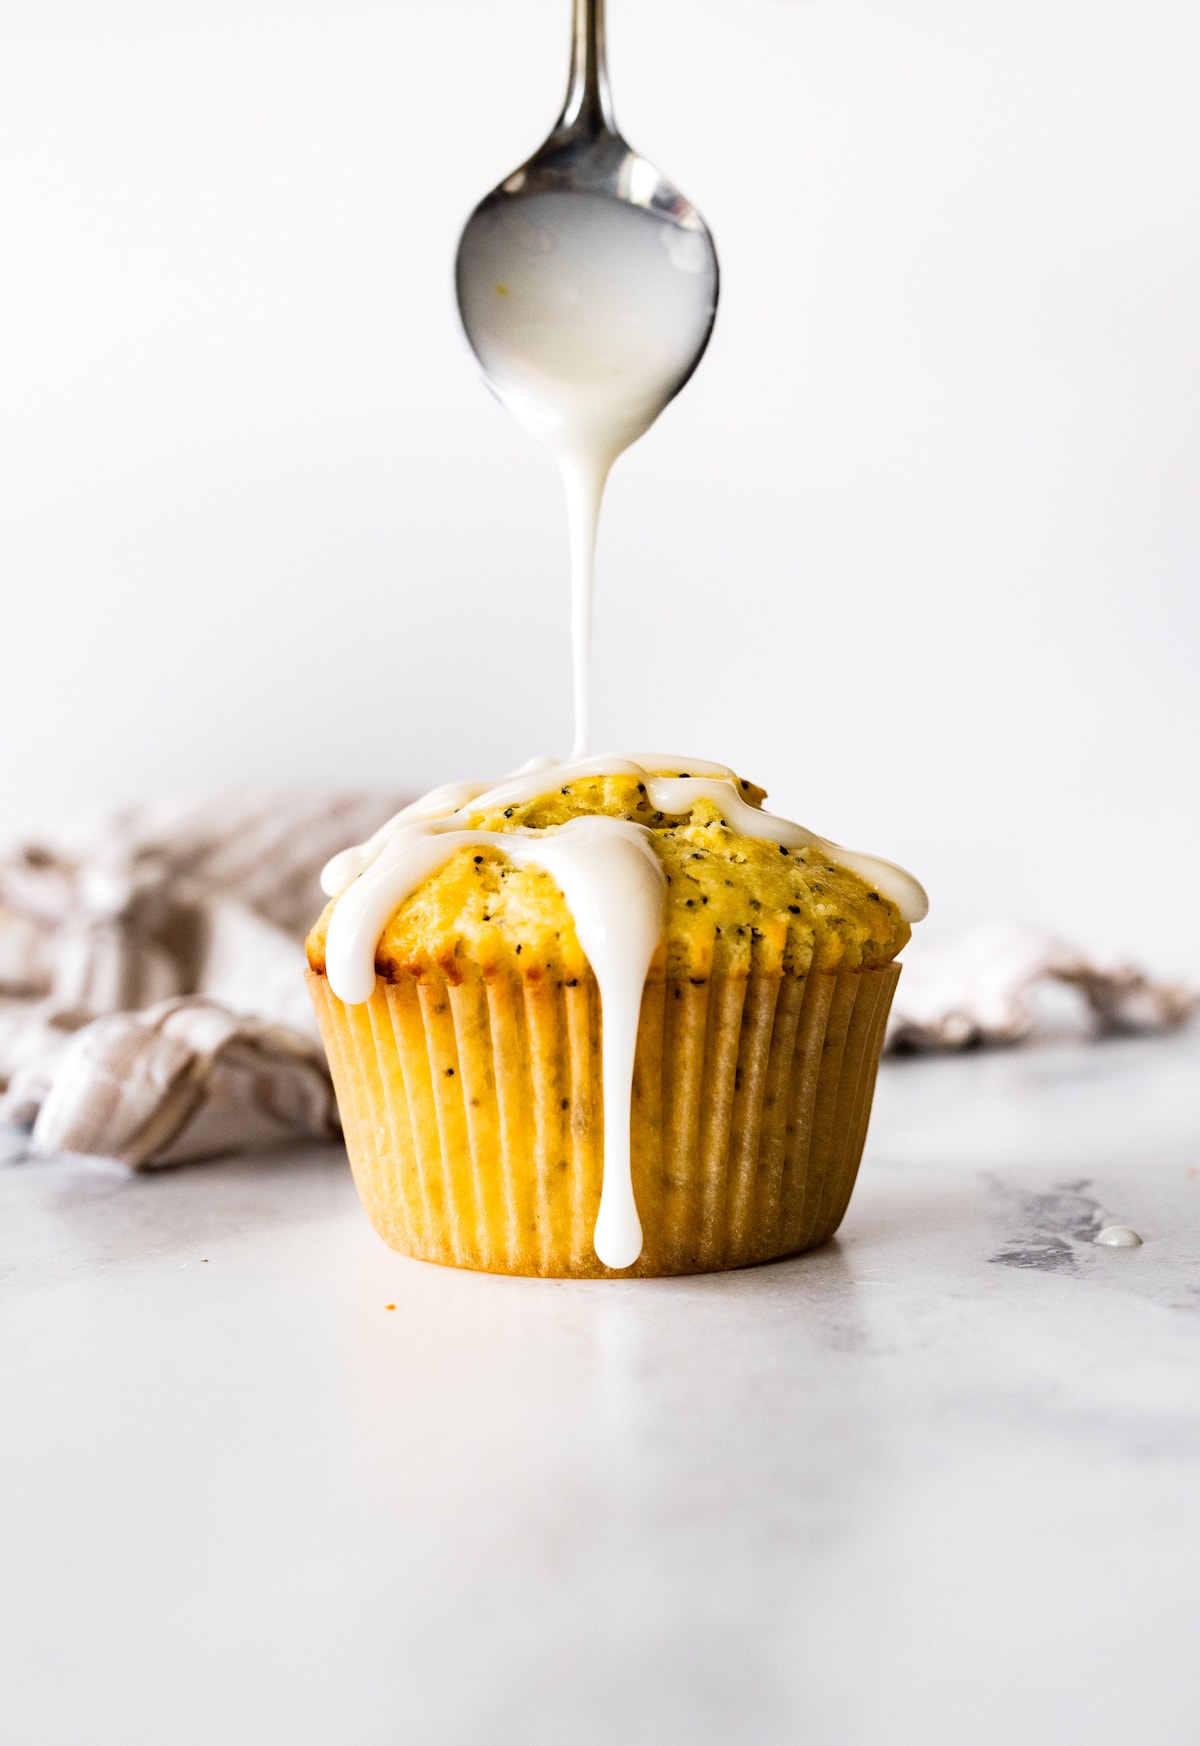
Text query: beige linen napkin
0 789 408 1164
30 997 337 1168
886 922 1196 1051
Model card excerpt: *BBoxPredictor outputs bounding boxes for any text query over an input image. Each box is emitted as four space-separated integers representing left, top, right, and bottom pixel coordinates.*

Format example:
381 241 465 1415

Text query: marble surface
2 1028 1198 1746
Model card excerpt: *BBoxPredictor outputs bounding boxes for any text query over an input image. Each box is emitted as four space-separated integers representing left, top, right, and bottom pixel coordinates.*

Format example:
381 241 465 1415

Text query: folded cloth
30 997 338 1168
886 922 1197 1051
0 789 409 1164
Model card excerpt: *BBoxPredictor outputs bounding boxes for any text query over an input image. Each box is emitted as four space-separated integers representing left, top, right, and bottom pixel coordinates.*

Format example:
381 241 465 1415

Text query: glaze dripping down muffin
306 757 923 1279
307 772 910 986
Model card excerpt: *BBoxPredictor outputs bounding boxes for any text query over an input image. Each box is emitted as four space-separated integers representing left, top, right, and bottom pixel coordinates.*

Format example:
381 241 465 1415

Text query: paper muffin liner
307 959 900 1278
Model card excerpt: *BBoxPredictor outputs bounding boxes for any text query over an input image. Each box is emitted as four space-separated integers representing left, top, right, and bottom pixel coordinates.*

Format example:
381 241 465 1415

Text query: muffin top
306 767 913 986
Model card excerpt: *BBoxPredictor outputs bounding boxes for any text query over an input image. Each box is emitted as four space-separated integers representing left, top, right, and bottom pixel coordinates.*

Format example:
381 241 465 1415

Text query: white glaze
326 810 663 1271
456 192 718 757
1095 1226 1143 1248
507 818 663 1270
322 754 927 923
321 755 927 1269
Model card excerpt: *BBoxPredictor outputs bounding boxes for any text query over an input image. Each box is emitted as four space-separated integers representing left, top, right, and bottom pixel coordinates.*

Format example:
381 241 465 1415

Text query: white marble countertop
3 1028 1198 1746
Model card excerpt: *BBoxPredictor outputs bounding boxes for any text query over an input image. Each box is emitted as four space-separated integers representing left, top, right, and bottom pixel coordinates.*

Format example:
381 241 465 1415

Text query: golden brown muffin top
307 773 909 985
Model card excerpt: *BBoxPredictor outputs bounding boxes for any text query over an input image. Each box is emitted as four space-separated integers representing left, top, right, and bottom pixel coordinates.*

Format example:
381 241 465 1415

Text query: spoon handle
559 0 616 136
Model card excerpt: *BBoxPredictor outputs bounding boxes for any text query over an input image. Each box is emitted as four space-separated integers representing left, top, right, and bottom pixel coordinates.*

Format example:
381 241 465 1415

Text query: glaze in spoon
455 0 719 758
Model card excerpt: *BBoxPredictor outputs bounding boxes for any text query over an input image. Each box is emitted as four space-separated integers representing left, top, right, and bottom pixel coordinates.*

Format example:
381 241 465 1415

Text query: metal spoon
458 0 718 281
454 0 720 757
455 0 719 359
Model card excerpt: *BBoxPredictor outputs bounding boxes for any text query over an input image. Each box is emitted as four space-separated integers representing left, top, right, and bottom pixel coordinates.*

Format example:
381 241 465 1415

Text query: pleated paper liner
307 959 900 1279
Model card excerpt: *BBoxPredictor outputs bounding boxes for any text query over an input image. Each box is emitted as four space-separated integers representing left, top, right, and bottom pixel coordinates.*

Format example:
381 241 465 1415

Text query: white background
2 0 1197 972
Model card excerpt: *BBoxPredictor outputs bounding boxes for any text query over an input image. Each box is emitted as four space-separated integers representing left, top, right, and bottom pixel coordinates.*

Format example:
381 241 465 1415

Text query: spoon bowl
455 0 718 455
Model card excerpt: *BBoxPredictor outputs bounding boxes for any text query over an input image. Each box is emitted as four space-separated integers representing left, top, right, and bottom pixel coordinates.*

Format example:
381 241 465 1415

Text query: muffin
305 757 924 1278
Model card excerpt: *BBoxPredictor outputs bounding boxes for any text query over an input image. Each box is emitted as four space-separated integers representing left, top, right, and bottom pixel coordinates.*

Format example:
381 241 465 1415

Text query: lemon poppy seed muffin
306 764 917 1278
